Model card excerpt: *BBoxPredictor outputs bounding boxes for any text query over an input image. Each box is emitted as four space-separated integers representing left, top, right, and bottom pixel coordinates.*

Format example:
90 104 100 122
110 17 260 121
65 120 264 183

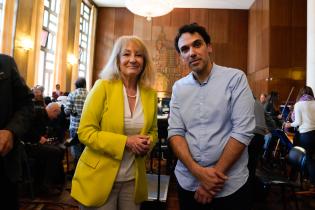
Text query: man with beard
168 23 255 210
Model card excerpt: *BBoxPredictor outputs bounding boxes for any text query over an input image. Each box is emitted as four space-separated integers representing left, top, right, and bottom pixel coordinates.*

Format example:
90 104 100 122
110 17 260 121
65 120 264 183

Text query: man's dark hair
75 77 86 88
174 23 211 53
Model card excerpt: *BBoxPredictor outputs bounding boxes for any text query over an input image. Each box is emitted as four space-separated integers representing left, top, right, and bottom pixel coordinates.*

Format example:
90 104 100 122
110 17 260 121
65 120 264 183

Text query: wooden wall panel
262 0 270 30
210 10 248 71
270 27 291 68
247 8 256 75
255 0 269 70
292 0 306 27
170 9 190 27
291 0 306 67
208 10 228 44
189 9 209 28
226 10 248 70
93 8 249 92
291 27 306 67
93 8 115 80
269 0 306 103
248 0 306 104
247 0 270 97
114 9 134 38
133 15 152 41
270 0 290 26
152 13 171 26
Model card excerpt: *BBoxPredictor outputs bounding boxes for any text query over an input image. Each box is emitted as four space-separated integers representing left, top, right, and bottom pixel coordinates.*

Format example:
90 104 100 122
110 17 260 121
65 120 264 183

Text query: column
307 0 315 91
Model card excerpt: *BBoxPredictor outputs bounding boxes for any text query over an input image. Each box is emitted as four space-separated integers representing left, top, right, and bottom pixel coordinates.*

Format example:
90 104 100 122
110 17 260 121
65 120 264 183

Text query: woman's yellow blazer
71 79 158 207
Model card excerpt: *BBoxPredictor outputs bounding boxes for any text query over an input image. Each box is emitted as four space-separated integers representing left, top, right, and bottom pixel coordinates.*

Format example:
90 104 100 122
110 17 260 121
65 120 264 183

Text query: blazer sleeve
5 56 34 141
77 80 126 160
147 91 158 152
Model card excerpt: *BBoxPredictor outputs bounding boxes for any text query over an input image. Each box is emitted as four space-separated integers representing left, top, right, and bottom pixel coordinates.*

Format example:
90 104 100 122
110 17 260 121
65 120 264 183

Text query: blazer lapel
110 80 124 134
140 86 152 134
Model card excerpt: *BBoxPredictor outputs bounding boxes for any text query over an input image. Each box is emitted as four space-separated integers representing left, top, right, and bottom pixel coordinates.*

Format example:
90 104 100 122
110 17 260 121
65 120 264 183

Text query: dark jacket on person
23 107 64 145
0 54 34 182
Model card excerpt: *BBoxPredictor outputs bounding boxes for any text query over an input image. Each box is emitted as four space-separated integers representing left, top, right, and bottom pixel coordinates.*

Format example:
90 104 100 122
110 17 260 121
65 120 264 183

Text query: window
0 0 4 47
78 1 91 78
38 0 60 96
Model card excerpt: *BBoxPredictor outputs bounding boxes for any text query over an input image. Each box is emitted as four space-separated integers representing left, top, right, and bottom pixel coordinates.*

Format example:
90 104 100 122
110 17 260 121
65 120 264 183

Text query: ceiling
93 0 255 10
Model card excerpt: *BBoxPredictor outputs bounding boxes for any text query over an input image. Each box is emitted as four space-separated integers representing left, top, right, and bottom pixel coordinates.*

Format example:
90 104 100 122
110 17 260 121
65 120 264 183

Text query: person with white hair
71 35 157 210
22 102 65 195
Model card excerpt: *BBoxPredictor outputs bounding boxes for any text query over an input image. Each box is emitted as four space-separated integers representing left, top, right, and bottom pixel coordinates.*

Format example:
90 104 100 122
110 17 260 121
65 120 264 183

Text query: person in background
248 93 268 205
64 77 88 168
52 84 64 101
285 86 315 193
33 85 46 109
264 91 283 129
168 23 255 210
0 54 34 209
71 35 158 209
262 91 283 161
259 93 267 105
22 102 65 195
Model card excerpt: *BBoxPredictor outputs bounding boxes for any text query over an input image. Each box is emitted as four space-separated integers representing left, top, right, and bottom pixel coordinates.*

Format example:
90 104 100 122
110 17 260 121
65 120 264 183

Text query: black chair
263 129 293 172
256 146 303 210
273 129 294 151
288 146 306 189
271 129 293 166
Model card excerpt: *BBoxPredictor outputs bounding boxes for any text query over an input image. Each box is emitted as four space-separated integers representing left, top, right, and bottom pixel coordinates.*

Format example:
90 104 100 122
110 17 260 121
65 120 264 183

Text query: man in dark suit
23 102 65 195
0 54 34 209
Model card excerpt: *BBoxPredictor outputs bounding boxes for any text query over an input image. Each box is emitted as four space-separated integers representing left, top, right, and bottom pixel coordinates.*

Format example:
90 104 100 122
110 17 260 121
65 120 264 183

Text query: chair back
288 146 306 171
272 129 293 150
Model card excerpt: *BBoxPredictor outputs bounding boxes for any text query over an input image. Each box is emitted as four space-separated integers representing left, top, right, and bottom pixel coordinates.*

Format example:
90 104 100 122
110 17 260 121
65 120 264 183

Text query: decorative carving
152 27 189 95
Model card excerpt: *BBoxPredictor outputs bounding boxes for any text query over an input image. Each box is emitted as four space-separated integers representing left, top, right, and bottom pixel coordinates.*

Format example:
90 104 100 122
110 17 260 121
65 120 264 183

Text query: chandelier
125 0 174 21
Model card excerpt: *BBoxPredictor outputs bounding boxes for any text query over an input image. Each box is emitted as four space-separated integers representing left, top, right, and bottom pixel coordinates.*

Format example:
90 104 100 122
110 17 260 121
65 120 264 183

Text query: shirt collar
190 63 215 86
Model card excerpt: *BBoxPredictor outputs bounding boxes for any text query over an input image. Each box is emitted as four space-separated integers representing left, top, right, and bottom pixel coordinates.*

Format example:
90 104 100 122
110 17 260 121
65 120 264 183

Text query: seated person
263 91 284 161
52 84 64 101
22 102 65 195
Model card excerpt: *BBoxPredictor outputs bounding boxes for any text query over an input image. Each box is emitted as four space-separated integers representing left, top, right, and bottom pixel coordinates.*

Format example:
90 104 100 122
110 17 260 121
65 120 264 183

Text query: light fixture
125 0 174 21
19 37 33 51
67 54 78 65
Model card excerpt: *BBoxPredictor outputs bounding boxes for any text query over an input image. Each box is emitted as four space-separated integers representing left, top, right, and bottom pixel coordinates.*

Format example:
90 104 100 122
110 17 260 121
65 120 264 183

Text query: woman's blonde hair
99 35 155 88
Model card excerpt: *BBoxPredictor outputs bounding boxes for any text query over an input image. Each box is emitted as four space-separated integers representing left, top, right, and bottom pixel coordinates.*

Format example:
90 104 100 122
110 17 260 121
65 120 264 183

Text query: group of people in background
0 51 88 209
258 86 315 194
285 87 315 192
1 22 315 210
24 79 88 195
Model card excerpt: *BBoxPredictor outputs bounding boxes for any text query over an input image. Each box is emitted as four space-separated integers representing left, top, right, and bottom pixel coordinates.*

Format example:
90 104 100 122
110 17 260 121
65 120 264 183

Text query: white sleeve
290 102 302 127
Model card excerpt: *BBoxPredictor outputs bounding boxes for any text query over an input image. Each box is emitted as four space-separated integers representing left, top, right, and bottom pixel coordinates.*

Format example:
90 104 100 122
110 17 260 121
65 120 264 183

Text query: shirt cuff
230 133 253 146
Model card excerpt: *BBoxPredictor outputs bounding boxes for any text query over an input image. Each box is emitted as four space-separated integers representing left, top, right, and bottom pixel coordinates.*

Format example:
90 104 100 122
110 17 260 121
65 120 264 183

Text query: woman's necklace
127 94 136 98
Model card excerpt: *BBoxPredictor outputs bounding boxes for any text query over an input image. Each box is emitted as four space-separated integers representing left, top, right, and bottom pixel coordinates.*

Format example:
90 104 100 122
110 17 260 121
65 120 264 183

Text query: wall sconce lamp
18 37 33 51
265 77 273 82
67 54 78 65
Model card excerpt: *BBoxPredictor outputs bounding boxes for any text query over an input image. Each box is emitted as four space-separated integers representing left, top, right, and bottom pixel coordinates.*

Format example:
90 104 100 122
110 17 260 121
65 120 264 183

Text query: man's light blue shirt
168 63 255 197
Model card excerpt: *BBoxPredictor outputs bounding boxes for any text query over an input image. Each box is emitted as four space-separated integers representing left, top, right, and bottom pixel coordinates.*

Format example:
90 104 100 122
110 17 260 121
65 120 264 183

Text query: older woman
71 36 158 209
285 86 315 192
